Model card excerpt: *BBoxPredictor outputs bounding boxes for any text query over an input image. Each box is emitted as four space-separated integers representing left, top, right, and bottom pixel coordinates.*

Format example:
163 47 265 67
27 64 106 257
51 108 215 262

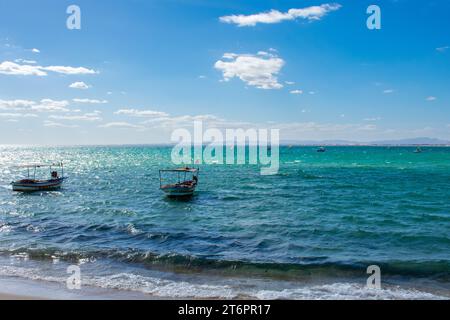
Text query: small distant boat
414 147 423 153
317 147 326 153
11 163 66 192
159 167 199 197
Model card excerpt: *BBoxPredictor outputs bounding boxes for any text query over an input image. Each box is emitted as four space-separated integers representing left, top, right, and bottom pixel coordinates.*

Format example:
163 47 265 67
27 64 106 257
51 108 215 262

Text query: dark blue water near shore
0 145 449 299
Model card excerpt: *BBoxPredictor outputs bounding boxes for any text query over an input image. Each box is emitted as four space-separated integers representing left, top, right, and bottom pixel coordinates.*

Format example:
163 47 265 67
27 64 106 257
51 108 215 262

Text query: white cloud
0 61 47 76
73 98 108 104
31 48 40 53
0 113 38 118
383 89 394 94
290 89 303 94
103 106 447 141
0 99 36 110
49 112 102 122
285 81 295 85
0 61 98 76
111 108 227 130
44 120 79 128
0 98 70 112
151 114 221 125
114 109 169 117
69 81 91 90
43 65 97 75
219 3 342 27
436 46 449 53
426 96 437 101
99 122 144 129
31 99 70 112
15 59 37 64
214 51 285 89
359 124 377 131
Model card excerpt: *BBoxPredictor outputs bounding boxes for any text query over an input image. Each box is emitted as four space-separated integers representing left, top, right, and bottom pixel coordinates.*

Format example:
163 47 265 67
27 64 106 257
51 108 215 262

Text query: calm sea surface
0 145 449 299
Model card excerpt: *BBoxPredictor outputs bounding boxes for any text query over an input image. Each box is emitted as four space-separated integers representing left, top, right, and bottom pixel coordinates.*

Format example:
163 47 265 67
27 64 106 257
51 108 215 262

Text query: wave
1 248 449 281
0 264 445 300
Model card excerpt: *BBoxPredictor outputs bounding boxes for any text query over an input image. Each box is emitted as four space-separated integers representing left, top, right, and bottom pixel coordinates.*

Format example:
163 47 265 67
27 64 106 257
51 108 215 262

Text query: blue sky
0 0 449 145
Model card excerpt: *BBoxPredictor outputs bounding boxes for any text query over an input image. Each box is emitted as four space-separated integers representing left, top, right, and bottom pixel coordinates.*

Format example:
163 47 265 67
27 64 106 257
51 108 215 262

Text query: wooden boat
11 163 66 192
159 167 199 197
317 147 326 153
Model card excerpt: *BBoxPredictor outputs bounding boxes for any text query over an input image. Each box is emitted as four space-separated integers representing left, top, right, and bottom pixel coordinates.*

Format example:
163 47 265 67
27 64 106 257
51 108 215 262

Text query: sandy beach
0 275 165 300
0 293 41 300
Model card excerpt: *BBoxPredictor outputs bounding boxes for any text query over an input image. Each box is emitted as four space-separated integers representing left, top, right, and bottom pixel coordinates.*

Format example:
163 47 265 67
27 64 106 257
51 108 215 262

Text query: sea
0 145 449 299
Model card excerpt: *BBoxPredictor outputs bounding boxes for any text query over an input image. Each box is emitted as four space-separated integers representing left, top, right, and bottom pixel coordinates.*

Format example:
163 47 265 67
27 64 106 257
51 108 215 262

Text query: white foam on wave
0 264 446 300
87 273 236 299
254 283 444 300
0 223 13 234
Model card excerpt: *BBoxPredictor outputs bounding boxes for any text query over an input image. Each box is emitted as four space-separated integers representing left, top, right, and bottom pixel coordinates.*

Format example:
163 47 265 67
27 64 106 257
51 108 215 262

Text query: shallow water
0 145 449 299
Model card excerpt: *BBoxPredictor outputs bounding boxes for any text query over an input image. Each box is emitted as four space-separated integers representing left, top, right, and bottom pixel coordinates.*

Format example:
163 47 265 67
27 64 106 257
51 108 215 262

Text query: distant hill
281 137 450 146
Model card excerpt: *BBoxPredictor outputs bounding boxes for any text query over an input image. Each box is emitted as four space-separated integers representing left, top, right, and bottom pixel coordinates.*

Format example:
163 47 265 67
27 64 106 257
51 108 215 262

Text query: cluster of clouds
0 44 108 128
102 106 447 143
0 98 70 112
213 4 343 91
0 98 104 127
99 107 385 137
1 95 448 140
104 108 225 130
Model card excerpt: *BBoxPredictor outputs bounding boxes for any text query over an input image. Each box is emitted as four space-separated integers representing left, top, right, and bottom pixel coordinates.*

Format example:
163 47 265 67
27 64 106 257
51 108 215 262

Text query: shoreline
0 293 42 300
0 269 448 300
0 275 161 300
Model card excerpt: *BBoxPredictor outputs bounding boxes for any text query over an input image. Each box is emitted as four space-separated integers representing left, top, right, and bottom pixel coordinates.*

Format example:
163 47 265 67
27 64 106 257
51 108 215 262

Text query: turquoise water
0 145 449 299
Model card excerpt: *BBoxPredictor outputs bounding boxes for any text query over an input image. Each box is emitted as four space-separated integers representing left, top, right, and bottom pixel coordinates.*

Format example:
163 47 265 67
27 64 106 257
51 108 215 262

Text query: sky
0 0 449 145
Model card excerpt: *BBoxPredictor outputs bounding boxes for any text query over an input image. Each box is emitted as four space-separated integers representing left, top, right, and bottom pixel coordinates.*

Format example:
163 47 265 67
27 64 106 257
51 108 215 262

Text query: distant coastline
281 137 450 147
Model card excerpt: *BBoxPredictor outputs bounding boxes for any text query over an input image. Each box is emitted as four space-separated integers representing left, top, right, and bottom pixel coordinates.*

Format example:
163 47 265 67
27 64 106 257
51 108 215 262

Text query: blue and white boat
11 163 66 192
159 167 199 197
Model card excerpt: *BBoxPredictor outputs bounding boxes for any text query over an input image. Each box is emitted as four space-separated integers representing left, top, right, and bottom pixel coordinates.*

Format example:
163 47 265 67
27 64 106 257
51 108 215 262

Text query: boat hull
11 178 65 192
161 184 196 197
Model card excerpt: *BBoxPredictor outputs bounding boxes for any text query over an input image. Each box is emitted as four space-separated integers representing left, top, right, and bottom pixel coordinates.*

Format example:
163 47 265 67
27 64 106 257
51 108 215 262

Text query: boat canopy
13 162 64 169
